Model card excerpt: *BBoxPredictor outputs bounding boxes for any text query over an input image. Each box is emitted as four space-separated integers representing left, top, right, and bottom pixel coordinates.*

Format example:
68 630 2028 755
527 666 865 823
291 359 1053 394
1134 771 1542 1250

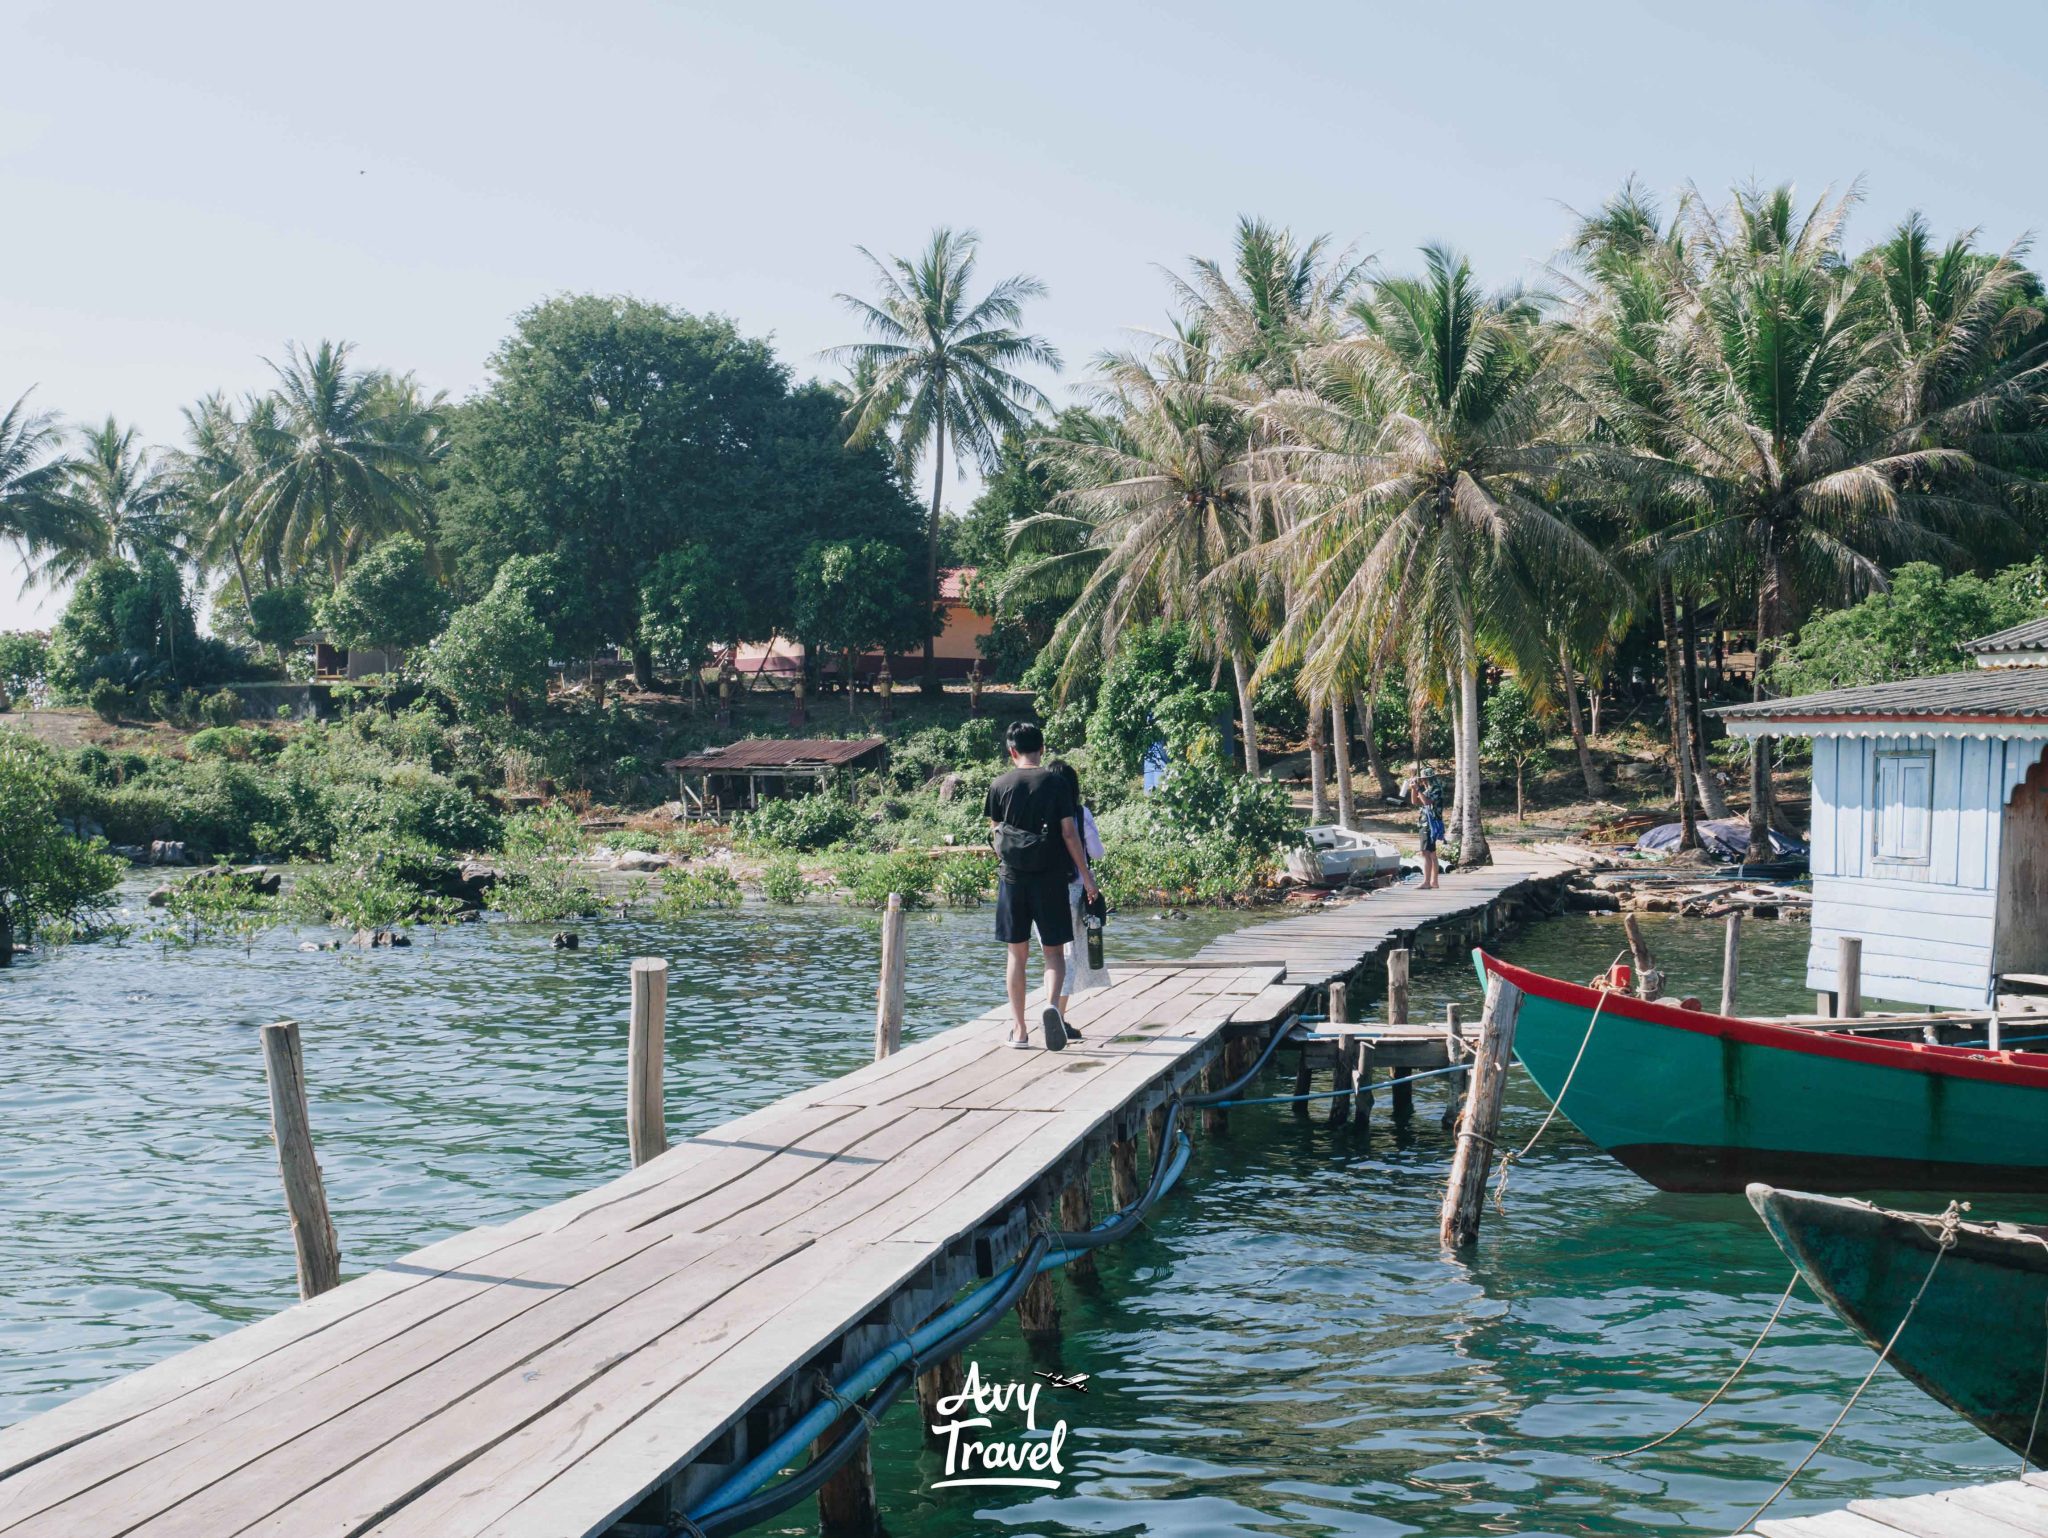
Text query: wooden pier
1734 1475 2048 1536
0 845 1584 1538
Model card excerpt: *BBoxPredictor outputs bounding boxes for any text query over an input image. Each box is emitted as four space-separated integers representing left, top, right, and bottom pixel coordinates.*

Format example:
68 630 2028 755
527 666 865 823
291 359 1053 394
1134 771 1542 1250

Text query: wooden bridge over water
0 849 1582 1538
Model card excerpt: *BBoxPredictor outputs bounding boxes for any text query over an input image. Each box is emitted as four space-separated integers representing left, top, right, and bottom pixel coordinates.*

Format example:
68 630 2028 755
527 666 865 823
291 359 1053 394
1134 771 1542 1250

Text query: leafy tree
33 418 181 589
791 540 929 711
1771 561 2044 695
423 565 553 719
832 227 1060 694
1082 623 1230 782
0 736 122 964
45 555 205 698
247 584 316 652
0 391 81 564
0 631 49 707
442 299 918 688
317 535 445 654
1482 677 1553 821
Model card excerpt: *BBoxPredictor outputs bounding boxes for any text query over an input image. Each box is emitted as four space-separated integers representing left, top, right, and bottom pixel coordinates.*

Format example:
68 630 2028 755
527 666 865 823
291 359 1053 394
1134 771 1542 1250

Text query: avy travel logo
928 1361 1081 1490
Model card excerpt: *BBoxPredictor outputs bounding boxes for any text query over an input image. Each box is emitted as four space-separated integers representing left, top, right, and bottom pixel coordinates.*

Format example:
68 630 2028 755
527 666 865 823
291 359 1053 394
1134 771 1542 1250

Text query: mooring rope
1595 1269 1804 1462
1491 951 1627 1213
1733 1201 1965 1534
1211 1060 1469 1110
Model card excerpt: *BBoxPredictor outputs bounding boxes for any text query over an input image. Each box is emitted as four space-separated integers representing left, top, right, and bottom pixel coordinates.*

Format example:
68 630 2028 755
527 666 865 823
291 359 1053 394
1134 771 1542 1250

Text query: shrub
736 792 861 852
86 678 124 723
604 829 662 853
1097 831 1274 909
759 855 807 904
937 852 995 906
493 805 599 920
1150 759 1295 852
200 689 242 727
654 864 743 916
190 727 283 762
837 850 936 909
146 689 175 723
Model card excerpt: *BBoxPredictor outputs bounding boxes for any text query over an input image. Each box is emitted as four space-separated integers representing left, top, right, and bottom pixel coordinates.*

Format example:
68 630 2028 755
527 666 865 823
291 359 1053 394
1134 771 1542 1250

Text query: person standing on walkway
1047 759 1111 1018
986 722 1099 1049
1406 761 1445 889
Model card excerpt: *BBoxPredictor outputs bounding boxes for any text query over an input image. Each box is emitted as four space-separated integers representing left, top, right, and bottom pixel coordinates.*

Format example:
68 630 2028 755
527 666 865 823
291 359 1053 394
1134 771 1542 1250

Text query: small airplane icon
1033 1370 1089 1393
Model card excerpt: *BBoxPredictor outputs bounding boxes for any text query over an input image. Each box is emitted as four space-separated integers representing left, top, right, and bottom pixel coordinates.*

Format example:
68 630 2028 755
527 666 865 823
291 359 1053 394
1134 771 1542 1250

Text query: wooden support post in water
259 1021 341 1300
1147 1104 1170 1173
813 1420 877 1535
1058 1174 1095 1282
1621 911 1661 1000
1720 913 1742 1016
1438 977 1523 1249
1327 981 1353 1127
1015 1219 1061 1340
1200 1052 1228 1137
1109 1134 1141 1210
1388 948 1414 1122
914 1354 966 1448
628 957 669 1168
1440 1003 1465 1130
873 893 907 1060
1837 935 1863 1020
1291 1029 1312 1119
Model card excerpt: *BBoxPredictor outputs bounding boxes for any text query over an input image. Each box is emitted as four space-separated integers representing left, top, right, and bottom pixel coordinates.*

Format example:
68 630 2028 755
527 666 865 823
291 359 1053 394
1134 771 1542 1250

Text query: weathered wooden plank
1846 1492 2042 1538
1941 1484 2048 1537
1754 1512 1915 1538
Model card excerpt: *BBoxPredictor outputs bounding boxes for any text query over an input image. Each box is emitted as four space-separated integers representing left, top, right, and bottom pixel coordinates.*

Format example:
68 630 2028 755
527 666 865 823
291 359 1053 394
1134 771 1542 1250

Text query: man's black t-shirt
983 766 1075 879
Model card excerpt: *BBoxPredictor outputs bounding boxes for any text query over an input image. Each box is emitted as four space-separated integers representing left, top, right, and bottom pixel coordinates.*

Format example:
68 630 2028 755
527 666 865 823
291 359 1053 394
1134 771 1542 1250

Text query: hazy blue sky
6 0 2045 628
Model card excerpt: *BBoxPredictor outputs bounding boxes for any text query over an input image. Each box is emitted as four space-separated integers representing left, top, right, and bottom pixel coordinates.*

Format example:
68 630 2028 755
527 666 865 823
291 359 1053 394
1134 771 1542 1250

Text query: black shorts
994 870 1074 946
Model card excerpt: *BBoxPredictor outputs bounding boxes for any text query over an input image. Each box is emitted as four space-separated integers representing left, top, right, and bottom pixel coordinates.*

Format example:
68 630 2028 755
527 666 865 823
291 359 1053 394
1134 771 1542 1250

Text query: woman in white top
1047 760 1112 1019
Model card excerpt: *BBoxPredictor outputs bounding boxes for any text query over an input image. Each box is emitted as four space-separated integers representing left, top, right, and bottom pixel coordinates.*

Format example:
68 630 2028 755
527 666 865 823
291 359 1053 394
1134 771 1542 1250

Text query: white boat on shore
1287 825 1404 885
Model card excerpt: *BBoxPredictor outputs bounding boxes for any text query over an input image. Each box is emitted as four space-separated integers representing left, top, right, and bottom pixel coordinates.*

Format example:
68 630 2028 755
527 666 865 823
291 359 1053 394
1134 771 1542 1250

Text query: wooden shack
1718 618 2048 1008
663 737 888 819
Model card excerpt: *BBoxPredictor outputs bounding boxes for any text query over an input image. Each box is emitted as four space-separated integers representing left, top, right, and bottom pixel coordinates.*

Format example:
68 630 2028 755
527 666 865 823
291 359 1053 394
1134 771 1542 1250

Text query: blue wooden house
1718 618 2048 1010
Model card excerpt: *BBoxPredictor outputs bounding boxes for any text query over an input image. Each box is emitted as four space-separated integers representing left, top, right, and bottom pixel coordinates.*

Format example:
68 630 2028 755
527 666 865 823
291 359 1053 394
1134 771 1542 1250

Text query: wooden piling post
1621 911 1661 1000
813 1420 877 1535
1058 1174 1095 1282
259 1021 341 1300
1388 948 1414 1122
1147 1104 1170 1173
1438 976 1523 1249
1719 913 1742 1016
914 1354 966 1448
1016 1219 1061 1341
1327 980 1352 1127
1200 1053 1228 1137
1837 935 1863 1020
628 958 669 1168
1440 1003 1465 1130
1109 1134 1141 1210
1291 1028 1312 1119
873 893 907 1060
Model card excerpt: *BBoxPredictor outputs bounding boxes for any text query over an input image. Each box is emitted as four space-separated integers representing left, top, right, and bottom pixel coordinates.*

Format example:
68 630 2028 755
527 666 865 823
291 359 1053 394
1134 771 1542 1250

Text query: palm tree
832 228 1061 694
237 341 444 584
34 418 181 588
1615 185 2048 857
0 391 81 572
1258 246 1618 866
173 393 268 619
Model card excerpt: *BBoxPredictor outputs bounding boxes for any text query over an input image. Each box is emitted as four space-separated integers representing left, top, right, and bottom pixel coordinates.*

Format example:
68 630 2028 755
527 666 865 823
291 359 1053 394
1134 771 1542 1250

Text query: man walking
985 721 1099 1049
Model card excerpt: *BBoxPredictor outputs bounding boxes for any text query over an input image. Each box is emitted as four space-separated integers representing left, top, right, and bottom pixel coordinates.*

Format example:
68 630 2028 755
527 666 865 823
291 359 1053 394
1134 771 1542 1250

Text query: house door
1996 753 2048 980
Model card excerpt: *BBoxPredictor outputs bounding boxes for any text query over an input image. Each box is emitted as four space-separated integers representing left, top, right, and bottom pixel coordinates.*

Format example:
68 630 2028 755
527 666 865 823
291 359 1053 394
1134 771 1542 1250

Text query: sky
5 0 2046 629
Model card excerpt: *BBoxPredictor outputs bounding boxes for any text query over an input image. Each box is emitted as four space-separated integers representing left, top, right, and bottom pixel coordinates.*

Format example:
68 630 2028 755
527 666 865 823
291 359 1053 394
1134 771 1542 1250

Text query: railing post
1837 935 1863 1020
1440 1002 1465 1129
628 957 669 1168
1388 948 1413 1122
1720 913 1742 1016
1326 980 1353 1126
1438 976 1523 1249
260 1021 341 1299
873 893 906 1060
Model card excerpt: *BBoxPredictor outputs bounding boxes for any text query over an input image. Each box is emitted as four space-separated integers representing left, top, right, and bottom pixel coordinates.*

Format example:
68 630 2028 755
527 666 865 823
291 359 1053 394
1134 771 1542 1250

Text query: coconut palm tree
0 391 81 573
173 393 269 618
237 341 444 584
1613 184 2048 857
33 418 182 588
1258 246 1619 865
831 228 1061 694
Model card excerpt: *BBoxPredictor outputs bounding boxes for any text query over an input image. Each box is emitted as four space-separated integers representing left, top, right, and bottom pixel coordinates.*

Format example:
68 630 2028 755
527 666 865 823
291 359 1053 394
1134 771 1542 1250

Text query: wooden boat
1751 1183 2048 1461
1481 951 2048 1193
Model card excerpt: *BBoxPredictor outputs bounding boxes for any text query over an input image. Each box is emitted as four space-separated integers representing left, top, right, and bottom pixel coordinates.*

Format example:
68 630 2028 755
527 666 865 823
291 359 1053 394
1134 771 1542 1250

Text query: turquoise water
0 891 2016 1534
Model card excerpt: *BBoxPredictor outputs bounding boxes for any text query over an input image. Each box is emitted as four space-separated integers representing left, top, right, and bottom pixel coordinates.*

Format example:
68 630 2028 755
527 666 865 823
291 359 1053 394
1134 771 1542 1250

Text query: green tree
1771 561 2044 695
246 584 316 652
791 540 929 712
0 736 122 964
34 418 182 589
832 227 1061 694
44 556 202 699
423 566 553 719
317 534 446 655
0 632 49 707
1482 677 1553 822
0 391 82 566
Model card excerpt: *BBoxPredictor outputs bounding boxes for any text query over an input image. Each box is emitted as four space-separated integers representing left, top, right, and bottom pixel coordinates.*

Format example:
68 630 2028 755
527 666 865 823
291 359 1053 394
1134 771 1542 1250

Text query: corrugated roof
939 567 976 603
664 737 888 772
1964 616 2048 654
1715 669 2048 725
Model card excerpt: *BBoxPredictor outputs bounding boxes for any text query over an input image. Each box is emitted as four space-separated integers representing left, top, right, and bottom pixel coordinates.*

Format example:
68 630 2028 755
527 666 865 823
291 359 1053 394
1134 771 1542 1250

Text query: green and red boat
1480 951 2048 1194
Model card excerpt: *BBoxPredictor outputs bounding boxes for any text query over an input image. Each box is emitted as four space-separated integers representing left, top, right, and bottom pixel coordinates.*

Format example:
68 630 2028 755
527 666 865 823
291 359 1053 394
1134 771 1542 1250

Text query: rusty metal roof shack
663 737 888 818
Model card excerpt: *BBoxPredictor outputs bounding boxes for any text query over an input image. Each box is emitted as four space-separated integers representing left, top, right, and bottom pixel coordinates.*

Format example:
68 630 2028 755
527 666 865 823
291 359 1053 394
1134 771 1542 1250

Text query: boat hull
1482 952 2048 1194
1752 1184 2048 1461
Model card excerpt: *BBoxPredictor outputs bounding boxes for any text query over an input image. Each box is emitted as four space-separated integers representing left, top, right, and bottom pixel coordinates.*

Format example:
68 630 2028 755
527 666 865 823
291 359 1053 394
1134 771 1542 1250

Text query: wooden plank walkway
1737 1475 2048 1536
0 961 1298 1538
1194 845 1582 989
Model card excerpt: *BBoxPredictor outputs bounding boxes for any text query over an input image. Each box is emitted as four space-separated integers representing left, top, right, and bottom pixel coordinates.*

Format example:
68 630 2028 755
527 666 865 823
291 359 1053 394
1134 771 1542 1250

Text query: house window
1873 750 1934 864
